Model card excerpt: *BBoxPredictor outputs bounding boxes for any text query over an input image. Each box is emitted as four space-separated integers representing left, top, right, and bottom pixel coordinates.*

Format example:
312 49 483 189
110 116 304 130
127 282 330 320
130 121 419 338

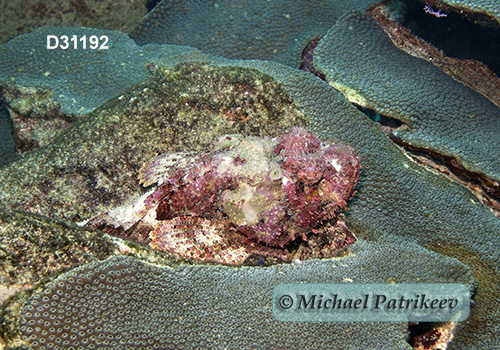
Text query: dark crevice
0 101 19 168
408 322 444 349
299 38 326 80
146 0 162 12
355 105 403 129
391 136 500 199
399 0 500 77
356 104 500 216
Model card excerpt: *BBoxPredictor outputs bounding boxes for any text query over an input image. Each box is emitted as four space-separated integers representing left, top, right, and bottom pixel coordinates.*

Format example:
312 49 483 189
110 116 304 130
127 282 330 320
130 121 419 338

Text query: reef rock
0 208 117 305
0 62 307 222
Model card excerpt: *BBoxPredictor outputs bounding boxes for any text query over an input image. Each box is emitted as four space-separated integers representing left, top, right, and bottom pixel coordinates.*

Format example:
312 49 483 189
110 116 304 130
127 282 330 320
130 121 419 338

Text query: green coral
314 12 500 186
2 239 474 350
130 0 381 66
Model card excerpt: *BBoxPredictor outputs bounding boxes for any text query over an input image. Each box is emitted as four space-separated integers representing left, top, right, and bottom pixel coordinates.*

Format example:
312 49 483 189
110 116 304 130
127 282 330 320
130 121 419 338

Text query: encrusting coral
1 38 499 346
88 127 360 264
5 249 473 350
314 12 500 192
0 27 199 153
129 0 381 67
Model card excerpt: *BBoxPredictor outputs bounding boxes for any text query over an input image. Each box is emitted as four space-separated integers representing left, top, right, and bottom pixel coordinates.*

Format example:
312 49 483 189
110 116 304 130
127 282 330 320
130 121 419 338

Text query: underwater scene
0 0 500 349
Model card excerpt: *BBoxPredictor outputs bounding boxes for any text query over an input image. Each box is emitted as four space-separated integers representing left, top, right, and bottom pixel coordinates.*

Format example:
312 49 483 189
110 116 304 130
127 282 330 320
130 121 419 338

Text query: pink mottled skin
87 128 360 264
144 127 361 248
274 128 360 239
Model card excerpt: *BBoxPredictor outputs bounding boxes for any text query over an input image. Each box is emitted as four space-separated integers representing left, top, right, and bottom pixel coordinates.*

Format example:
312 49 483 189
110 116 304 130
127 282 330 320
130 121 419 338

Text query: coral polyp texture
0 26 199 153
314 11 500 193
129 0 380 66
440 0 500 24
91 128 360 264
4 245 473 350
1 46 500 347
